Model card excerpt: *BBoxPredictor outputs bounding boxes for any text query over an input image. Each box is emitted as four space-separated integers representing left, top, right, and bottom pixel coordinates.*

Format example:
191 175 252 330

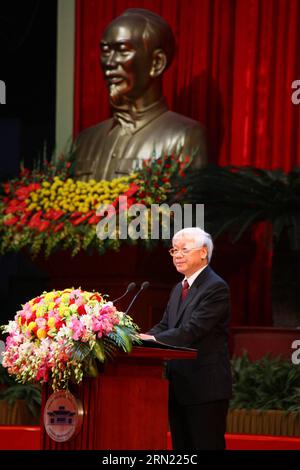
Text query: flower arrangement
1 288 140 391
0 152 191 257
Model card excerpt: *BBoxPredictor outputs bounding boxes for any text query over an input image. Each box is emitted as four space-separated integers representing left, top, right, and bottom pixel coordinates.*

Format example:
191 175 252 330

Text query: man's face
100 19 154 105
172 236 208 278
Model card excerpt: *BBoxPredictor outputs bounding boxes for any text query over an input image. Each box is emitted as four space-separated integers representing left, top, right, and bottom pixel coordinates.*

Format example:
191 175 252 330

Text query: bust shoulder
76 118 113 145
161 110 205 132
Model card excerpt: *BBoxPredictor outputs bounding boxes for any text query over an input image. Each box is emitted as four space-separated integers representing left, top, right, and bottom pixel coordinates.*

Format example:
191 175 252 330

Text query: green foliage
0 385 41 417
0 365 41 417
185 165 300 249
231 353 300 411
0 363 15 386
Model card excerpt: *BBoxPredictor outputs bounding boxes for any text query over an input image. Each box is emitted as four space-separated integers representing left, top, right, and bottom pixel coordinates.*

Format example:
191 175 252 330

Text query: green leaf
93 340 105 363
230 352 300 411
72 341 90 362
87 358 98 378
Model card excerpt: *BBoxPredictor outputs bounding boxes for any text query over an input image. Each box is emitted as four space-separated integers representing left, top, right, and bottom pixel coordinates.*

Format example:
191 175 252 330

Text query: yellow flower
58 305 68 317
36 306 45 318
47 301 56 311
37 328 47 339
44 292 55 302
28 321 37 331
47 317 56 328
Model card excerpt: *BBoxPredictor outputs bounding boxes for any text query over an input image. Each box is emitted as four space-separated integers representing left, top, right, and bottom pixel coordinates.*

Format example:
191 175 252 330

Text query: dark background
0 0 57 323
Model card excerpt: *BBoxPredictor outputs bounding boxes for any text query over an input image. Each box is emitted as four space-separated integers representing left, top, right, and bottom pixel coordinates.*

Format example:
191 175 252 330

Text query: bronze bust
75 8 207 181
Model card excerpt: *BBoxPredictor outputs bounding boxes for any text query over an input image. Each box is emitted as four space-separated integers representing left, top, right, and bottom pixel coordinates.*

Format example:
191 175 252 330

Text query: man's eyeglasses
169 247 201 257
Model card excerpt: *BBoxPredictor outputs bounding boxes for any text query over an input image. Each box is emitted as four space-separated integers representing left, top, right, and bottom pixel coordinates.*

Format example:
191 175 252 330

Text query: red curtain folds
74 0 300 326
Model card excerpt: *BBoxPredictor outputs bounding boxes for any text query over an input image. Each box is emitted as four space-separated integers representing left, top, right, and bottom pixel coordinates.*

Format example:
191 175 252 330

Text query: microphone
125 281 150 315
111 282 136 304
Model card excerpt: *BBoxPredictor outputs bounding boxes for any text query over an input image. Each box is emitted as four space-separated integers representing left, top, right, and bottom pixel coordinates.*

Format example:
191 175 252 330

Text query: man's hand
138 333 156 341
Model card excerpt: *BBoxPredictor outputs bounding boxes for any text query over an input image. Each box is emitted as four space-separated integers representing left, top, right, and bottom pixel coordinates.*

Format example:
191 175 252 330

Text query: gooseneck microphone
111 282 136 304
125 281 150 315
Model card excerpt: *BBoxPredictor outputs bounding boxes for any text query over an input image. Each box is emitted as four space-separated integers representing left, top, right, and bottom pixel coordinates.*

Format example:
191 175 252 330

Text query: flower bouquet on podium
1 288 140 391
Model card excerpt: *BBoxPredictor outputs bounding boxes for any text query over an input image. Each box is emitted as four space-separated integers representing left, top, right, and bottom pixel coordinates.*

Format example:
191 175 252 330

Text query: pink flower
99 304 116 316
36 317 46 328
69 315 85 340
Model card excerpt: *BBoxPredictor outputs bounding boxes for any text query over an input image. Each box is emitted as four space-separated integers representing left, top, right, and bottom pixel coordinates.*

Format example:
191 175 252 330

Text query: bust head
100 9 175 107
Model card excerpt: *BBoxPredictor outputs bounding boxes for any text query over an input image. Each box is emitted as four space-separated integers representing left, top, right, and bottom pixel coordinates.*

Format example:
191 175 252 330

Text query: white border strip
55 0 75 157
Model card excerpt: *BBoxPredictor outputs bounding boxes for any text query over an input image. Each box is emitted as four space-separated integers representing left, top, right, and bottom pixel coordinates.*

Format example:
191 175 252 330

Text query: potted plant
0 363 41 425
227 353 300 436
185 165 300 326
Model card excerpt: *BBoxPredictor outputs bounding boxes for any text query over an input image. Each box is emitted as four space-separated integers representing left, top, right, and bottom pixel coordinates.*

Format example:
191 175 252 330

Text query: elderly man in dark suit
140 227 232 450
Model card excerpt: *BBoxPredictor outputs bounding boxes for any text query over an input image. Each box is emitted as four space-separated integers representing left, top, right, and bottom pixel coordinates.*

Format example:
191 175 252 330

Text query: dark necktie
181 279 189 300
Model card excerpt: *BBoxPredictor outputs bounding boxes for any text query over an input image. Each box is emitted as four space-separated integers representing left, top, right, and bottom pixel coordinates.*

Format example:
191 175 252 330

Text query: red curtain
74 0 300 169
74 0 300 326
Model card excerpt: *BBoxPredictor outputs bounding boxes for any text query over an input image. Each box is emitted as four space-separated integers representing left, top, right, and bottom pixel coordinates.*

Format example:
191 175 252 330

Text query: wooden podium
41 345 197 450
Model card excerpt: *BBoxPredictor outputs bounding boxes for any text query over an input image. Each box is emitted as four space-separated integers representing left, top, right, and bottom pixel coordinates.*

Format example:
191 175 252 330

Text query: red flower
5 199 27 214
87 214 101 225
3 183 10 195
28 212 42 229
44 209 65 221
71 211 94 226
4 216 19 226
90 294 102 302
37 221 50 232
53 222 64 232
70 211 82 219
28 313 36 323
19 212 31 225
32 325 38 335
15 184 40 200
123 183 139 197
55 319 64 330
77 304 86 316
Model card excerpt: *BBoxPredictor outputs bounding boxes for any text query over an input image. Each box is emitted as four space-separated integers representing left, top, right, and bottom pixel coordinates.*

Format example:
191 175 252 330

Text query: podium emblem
44 390 83 442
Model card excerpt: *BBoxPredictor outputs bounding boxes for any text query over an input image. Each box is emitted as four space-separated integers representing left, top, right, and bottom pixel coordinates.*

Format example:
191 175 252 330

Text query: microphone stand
125 281 150 315
112 282 136 304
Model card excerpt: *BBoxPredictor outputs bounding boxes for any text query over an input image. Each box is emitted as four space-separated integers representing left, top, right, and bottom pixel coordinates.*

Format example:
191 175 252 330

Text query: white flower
85 303 97 316
3 320 18 334
80 314 93 330
56 325 73 339
69 303 78 313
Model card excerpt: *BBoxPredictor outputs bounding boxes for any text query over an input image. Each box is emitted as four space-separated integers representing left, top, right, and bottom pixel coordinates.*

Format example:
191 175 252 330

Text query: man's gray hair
172 227 214 262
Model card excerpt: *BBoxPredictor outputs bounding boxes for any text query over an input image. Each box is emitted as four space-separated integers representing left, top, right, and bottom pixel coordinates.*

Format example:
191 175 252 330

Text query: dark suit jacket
148 266 232 405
